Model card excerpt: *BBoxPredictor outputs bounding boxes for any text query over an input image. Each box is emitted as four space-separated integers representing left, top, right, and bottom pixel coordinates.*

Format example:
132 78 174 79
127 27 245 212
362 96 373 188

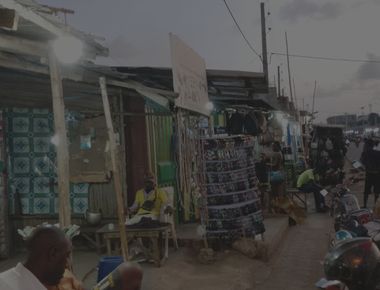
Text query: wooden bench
96 224 170 267
78 225 105 250
287 188 309 210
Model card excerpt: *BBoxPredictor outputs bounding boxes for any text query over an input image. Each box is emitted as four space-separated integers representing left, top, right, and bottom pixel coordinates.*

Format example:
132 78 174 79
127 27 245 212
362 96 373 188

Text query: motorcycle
322 238 380 290
327 183 360 219
326 182 372 231
325 181 373 251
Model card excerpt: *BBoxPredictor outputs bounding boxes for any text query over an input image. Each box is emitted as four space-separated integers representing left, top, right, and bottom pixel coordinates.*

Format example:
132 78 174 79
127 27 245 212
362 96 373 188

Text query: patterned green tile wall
6 108 89 215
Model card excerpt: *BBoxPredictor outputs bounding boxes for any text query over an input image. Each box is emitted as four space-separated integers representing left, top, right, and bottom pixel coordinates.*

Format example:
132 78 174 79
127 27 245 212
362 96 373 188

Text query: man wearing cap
126 172 172 225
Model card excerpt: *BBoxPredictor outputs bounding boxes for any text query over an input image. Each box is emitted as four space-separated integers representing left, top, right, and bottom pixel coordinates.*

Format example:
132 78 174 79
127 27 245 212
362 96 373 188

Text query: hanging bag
269 171 285 184
141 190 158 211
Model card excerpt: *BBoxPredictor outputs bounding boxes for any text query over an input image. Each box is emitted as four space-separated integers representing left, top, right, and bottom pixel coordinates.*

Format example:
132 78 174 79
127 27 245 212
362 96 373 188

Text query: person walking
361 138 380 208
268 142 285 210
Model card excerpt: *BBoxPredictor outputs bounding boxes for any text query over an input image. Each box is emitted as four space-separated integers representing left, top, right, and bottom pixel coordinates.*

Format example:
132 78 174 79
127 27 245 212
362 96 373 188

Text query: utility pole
293 78 300 122
345 112 348 130
293 77 298 110
277 66 281 97
311 80 317 123
285 31 294 103
260 2 269 85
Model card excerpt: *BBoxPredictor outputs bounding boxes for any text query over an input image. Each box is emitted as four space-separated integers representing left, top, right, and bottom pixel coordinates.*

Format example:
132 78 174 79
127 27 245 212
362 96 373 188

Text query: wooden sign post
99 77 129 261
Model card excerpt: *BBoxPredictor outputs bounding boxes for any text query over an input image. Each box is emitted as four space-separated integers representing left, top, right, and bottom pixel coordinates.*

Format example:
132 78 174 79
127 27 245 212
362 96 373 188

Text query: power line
222 0 262 62
271 52 380 64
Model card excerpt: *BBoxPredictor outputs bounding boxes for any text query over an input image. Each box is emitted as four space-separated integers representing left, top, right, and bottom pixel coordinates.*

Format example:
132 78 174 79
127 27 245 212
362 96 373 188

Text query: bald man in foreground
94 262 143 290
0 227 71 290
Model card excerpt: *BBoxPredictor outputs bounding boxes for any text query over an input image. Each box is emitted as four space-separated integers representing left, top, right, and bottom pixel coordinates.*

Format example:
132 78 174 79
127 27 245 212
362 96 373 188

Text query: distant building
327 114 357 127
356 115 369 126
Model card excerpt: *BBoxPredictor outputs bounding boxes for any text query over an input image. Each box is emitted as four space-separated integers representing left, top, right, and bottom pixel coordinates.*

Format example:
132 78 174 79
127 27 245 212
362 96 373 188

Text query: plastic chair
160 186 179 258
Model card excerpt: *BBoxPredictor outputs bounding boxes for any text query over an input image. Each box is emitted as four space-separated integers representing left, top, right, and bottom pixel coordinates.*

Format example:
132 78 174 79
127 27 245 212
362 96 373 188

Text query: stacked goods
0 111 7 258
201 135 265 242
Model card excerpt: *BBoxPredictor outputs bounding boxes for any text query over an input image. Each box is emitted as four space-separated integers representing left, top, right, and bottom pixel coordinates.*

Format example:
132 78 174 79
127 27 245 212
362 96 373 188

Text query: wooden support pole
145 107 153 172
99 77 129 261
48 49 71 227
118 90 128 209
152 116 158 179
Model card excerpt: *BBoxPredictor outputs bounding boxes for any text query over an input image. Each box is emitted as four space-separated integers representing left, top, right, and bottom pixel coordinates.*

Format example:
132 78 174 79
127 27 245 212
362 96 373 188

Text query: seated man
297 167 326 213
126 172 172 226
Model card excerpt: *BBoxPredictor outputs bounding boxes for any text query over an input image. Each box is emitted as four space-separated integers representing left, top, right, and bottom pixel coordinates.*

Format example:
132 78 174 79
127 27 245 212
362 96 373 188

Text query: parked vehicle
326 182 373 249
327 183 360 220
364 220 380 248
324 238 380 290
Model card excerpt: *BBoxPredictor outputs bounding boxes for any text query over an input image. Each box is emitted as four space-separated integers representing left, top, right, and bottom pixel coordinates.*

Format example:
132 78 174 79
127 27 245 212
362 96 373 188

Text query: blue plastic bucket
97 256 123 282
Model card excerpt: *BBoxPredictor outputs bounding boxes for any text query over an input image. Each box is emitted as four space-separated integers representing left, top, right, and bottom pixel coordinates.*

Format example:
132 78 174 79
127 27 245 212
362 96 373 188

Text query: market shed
0 0 176 258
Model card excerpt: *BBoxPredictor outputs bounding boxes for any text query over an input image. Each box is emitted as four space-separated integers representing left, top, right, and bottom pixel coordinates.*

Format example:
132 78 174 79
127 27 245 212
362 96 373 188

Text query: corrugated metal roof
115 66 274 110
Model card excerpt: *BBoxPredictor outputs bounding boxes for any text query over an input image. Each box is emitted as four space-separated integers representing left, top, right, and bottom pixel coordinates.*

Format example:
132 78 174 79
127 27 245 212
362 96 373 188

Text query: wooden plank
0 33 47 57
48 49 71 227
99 76 129 261
0 50 89 85
1 0 65 37
0 9 18 30
108 79 178 99
0 54 47 75
107 79 171 109
0 0 107 57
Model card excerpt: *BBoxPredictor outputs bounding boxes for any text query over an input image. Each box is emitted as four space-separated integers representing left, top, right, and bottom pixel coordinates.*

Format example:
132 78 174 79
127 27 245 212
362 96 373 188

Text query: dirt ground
0 247 272 290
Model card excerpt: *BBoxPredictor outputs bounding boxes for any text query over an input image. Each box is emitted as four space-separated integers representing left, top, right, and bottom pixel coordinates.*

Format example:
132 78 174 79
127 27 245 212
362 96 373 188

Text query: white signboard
169 33 210 116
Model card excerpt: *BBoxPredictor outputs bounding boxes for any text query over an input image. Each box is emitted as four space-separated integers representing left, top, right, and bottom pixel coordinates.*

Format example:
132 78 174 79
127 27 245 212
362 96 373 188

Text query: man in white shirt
0 227 71 290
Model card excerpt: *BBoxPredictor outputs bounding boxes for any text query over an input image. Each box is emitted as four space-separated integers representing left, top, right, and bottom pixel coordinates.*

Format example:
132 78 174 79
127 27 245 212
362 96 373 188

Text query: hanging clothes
227 112 244 135
255 112 267 134
244 112 259 136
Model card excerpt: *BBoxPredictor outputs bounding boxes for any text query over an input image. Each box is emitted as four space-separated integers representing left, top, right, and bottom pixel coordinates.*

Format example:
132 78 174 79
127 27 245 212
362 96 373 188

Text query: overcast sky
38 0 380 121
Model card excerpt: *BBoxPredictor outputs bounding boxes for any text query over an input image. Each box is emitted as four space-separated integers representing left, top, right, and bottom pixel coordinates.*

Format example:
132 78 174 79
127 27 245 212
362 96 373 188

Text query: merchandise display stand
201 135 265 242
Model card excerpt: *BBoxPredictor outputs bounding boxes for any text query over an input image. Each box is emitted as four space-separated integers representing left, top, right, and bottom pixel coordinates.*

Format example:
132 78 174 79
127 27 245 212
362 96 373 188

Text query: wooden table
96 224 170 267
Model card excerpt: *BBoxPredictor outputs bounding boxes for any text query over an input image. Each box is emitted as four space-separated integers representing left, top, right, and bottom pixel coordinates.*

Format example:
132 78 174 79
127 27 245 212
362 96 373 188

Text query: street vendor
126 172 173 226
297 167 327 213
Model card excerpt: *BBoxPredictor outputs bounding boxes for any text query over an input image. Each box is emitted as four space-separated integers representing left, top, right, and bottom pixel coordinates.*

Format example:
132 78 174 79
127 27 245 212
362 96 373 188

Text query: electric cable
222 0 262 62
271 52 380 64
